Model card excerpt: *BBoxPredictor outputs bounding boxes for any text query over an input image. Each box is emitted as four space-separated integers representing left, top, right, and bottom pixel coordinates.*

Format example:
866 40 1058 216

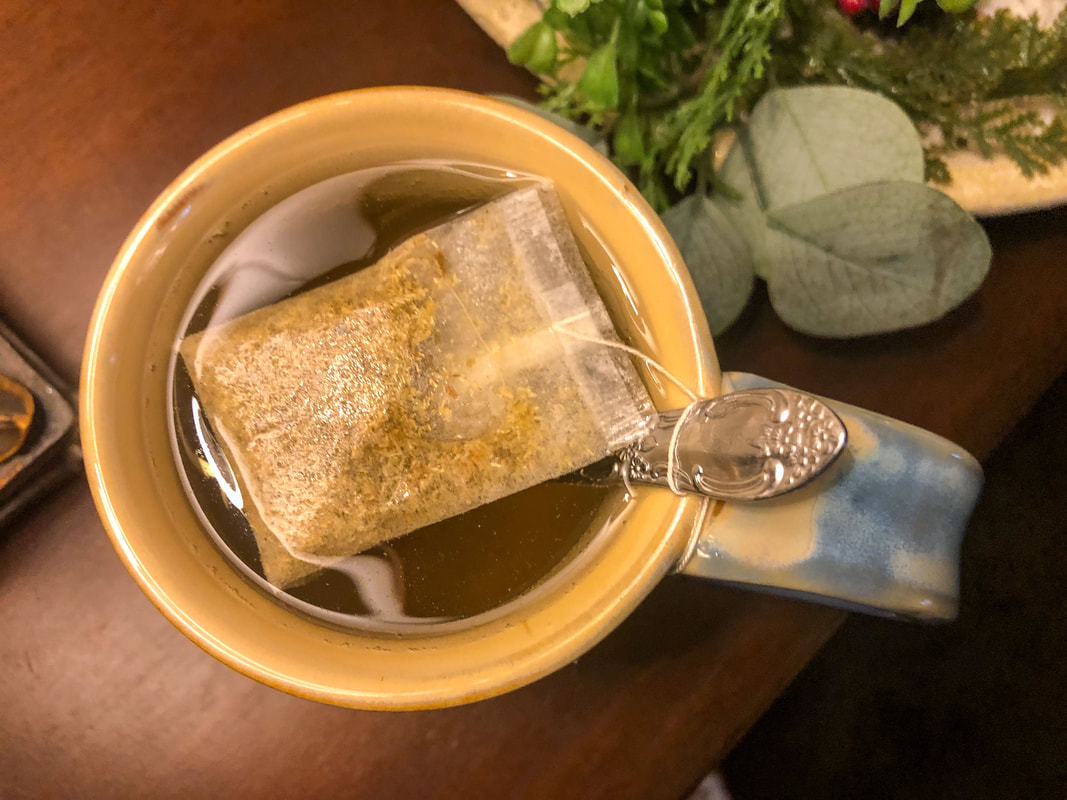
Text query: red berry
838 0 869 14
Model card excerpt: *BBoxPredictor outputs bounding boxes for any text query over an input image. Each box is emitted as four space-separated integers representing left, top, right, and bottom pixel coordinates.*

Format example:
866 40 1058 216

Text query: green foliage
775 3 1067 183
507 21 558 74
664 0 783 191
896 0 921 26
741 86 924 208
509 0 1067 200
557 0 598 15
509 0 785 209
762 181 990 336
935 0 979 13
579 38 620 108
502 0 1059 338
661 193 754 334
667 88 991 336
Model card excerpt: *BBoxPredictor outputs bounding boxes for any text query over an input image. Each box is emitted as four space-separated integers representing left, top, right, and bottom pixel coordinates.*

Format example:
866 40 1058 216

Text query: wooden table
2 2 1065 797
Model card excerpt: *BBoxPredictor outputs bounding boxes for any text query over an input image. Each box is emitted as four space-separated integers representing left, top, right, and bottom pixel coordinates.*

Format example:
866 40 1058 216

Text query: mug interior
81 88 719 709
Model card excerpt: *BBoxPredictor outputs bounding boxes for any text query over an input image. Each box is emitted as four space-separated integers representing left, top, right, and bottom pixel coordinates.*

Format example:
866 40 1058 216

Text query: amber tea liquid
170 161 627 631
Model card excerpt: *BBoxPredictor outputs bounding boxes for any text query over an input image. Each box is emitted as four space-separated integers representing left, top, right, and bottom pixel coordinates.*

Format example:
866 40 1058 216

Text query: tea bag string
549 318 702 497
551 319 711 572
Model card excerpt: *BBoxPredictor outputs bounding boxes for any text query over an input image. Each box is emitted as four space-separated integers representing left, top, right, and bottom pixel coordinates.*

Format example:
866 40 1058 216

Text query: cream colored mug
82 88 981 710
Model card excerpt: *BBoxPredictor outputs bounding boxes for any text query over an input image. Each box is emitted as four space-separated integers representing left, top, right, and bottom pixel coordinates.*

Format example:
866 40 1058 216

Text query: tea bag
182 185 653 587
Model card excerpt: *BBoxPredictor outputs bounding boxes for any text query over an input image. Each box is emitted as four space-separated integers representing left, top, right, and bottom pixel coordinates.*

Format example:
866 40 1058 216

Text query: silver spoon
573 388 847 501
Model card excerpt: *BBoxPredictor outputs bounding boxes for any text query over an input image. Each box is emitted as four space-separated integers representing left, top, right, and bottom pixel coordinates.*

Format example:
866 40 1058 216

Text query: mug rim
80 87 721 708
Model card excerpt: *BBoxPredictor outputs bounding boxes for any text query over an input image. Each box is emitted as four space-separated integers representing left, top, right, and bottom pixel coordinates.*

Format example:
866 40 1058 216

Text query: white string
549 318 713 570
548 318 699 403
673 489 712 574
550 320 702 495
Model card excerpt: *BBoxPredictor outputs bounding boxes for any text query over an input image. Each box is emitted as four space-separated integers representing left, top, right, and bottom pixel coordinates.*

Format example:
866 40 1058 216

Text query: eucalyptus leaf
763 181 991 336
747 87 924 211
490 96 609 155
661 193 754 335
716 133 772 272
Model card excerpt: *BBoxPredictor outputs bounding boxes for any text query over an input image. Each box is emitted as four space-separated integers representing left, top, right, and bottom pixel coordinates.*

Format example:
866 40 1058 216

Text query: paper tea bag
181 184 653 587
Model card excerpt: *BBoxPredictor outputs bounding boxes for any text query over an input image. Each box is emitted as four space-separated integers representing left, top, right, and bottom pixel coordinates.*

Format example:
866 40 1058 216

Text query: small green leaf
747 88 925 212
647 10 669 33
661 194 755 335
763 182 991 337
543 7 570 28
664 10 695 49
506 22 558 74
716 134 773 274
555 0 594 15
507 23 538 66
935 0 978 12
490 96 609 155
612 113 645 165
579 41 620 109
896 0 921 24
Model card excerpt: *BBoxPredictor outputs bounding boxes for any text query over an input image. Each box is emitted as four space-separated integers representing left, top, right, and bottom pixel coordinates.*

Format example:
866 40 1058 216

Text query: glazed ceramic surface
686 373 982 621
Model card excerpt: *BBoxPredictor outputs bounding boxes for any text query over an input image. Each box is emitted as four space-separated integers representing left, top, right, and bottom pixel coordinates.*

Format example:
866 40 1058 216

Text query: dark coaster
0 319 81 528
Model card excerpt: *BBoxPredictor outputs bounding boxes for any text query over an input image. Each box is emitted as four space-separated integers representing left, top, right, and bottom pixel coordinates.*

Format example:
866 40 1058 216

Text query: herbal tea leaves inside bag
181 185 652 583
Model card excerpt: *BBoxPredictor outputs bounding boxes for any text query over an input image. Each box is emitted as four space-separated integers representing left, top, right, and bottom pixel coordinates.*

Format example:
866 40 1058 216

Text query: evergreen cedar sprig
665 0 782 193
509 0 1067 209
510 0 783 209
775 1 1067 183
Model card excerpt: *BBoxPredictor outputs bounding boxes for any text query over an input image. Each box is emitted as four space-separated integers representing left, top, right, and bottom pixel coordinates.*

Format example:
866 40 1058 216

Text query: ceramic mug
81 88 982 710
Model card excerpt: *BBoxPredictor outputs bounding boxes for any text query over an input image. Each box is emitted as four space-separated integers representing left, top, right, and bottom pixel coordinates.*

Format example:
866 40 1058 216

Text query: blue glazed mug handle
678 371 983 621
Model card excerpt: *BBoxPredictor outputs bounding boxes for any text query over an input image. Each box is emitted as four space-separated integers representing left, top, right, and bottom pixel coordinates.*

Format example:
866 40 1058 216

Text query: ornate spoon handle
576 388 848 501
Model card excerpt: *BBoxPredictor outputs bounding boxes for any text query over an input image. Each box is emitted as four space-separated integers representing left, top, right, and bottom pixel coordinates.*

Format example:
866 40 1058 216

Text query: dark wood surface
1 2 1065 798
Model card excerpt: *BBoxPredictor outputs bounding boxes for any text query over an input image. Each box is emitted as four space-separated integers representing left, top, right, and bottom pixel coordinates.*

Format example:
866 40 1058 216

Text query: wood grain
1 1 1065 798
